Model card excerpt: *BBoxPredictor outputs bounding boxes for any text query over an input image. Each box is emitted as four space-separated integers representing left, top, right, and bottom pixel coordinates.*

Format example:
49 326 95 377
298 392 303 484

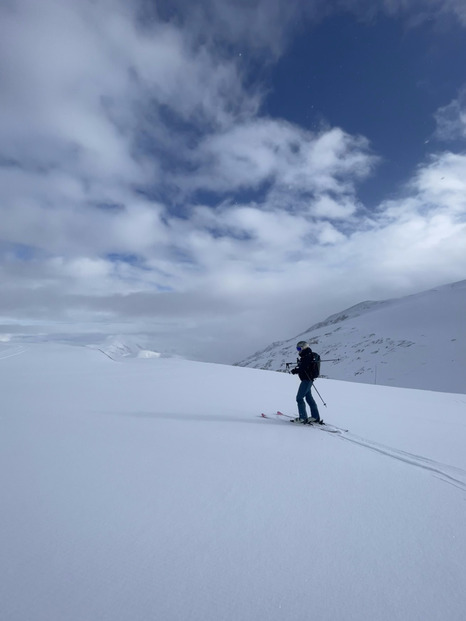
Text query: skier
290 341 321 424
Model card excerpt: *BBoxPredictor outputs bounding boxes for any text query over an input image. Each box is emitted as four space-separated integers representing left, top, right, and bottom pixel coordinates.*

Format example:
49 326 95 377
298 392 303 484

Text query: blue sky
0 0 466 362
267 12 466 206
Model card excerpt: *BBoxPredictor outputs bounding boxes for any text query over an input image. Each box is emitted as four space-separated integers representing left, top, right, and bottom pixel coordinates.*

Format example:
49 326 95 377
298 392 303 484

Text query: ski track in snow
337 433 466 491
0 346 27 360
260 413 466 490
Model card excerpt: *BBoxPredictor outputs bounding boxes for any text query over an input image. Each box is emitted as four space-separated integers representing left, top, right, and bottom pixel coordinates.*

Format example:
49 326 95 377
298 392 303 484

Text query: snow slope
236 280 466 394
1 342 466 621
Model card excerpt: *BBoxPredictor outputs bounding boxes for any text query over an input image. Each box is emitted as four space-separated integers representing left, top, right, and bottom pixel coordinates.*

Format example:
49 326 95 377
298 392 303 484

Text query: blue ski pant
296 380 320 421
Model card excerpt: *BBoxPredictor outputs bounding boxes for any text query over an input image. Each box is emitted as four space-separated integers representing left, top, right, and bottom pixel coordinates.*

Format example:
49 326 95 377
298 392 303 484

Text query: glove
290 368 298 375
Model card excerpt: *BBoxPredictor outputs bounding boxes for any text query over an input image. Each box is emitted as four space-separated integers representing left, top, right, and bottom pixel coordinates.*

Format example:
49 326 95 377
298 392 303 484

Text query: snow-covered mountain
89 336 164 360
236 280 466 394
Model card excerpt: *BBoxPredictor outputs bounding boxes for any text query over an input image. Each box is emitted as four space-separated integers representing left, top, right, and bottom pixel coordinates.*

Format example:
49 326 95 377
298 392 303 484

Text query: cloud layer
1 0 466 361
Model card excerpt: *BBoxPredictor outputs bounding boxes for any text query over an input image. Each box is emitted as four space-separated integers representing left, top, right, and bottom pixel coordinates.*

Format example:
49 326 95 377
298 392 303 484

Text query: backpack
309 351 321 380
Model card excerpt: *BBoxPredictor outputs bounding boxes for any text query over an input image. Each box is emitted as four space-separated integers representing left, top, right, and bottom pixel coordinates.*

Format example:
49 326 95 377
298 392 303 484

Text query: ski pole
286 358 340 366
312 382 327 407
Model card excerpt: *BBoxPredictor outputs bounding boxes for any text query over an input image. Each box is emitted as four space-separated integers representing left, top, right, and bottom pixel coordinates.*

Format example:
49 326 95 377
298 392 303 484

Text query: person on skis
290 341 322 424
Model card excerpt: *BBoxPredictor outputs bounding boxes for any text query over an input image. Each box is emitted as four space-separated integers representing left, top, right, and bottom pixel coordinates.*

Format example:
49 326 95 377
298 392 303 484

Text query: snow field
1 343 466 621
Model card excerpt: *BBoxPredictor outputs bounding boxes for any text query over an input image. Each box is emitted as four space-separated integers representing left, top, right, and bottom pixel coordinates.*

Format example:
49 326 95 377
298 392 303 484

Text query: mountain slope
236 280 466 393
1 343 466 621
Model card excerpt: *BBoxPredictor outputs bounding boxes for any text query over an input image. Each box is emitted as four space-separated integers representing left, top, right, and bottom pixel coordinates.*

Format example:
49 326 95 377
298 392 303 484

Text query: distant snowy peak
89 337 162 361
300 300 387 333
137 350 162 359
236 280 466 394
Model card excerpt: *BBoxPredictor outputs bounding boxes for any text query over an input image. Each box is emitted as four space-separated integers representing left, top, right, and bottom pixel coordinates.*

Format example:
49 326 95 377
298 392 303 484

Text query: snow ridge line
338 434 466 491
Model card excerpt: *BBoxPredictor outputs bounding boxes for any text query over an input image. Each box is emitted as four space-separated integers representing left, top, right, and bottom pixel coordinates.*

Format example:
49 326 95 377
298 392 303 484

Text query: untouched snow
1 343 466 621
236 280 466 394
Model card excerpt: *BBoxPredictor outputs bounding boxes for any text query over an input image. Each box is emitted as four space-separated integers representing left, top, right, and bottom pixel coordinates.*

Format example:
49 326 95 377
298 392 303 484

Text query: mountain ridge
236 280 466 394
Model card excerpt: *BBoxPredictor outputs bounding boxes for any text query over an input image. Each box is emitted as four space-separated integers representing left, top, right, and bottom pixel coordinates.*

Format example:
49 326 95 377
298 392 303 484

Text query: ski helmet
296 341 309 352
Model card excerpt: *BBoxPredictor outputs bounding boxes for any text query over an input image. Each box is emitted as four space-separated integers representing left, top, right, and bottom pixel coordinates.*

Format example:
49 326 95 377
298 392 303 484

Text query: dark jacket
292 348 316 381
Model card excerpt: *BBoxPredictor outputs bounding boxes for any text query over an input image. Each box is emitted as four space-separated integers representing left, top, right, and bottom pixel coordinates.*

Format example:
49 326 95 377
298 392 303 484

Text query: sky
1 0 466 363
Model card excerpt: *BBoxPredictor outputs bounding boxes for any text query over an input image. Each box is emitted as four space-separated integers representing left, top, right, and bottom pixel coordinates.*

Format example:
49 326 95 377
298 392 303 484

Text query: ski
276 411 348 433
259 412 345 434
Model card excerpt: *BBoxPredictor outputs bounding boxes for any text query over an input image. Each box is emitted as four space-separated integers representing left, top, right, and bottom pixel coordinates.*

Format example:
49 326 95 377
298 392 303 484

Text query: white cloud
183 121 376 200
384 0 466 25
0 0 253 188
413 153 466 212
434 88 466 142
335 0 466 26
311 195 358 220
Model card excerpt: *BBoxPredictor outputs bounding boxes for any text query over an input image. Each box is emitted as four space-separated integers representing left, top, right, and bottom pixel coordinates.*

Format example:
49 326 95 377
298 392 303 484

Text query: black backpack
309 351 321 380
